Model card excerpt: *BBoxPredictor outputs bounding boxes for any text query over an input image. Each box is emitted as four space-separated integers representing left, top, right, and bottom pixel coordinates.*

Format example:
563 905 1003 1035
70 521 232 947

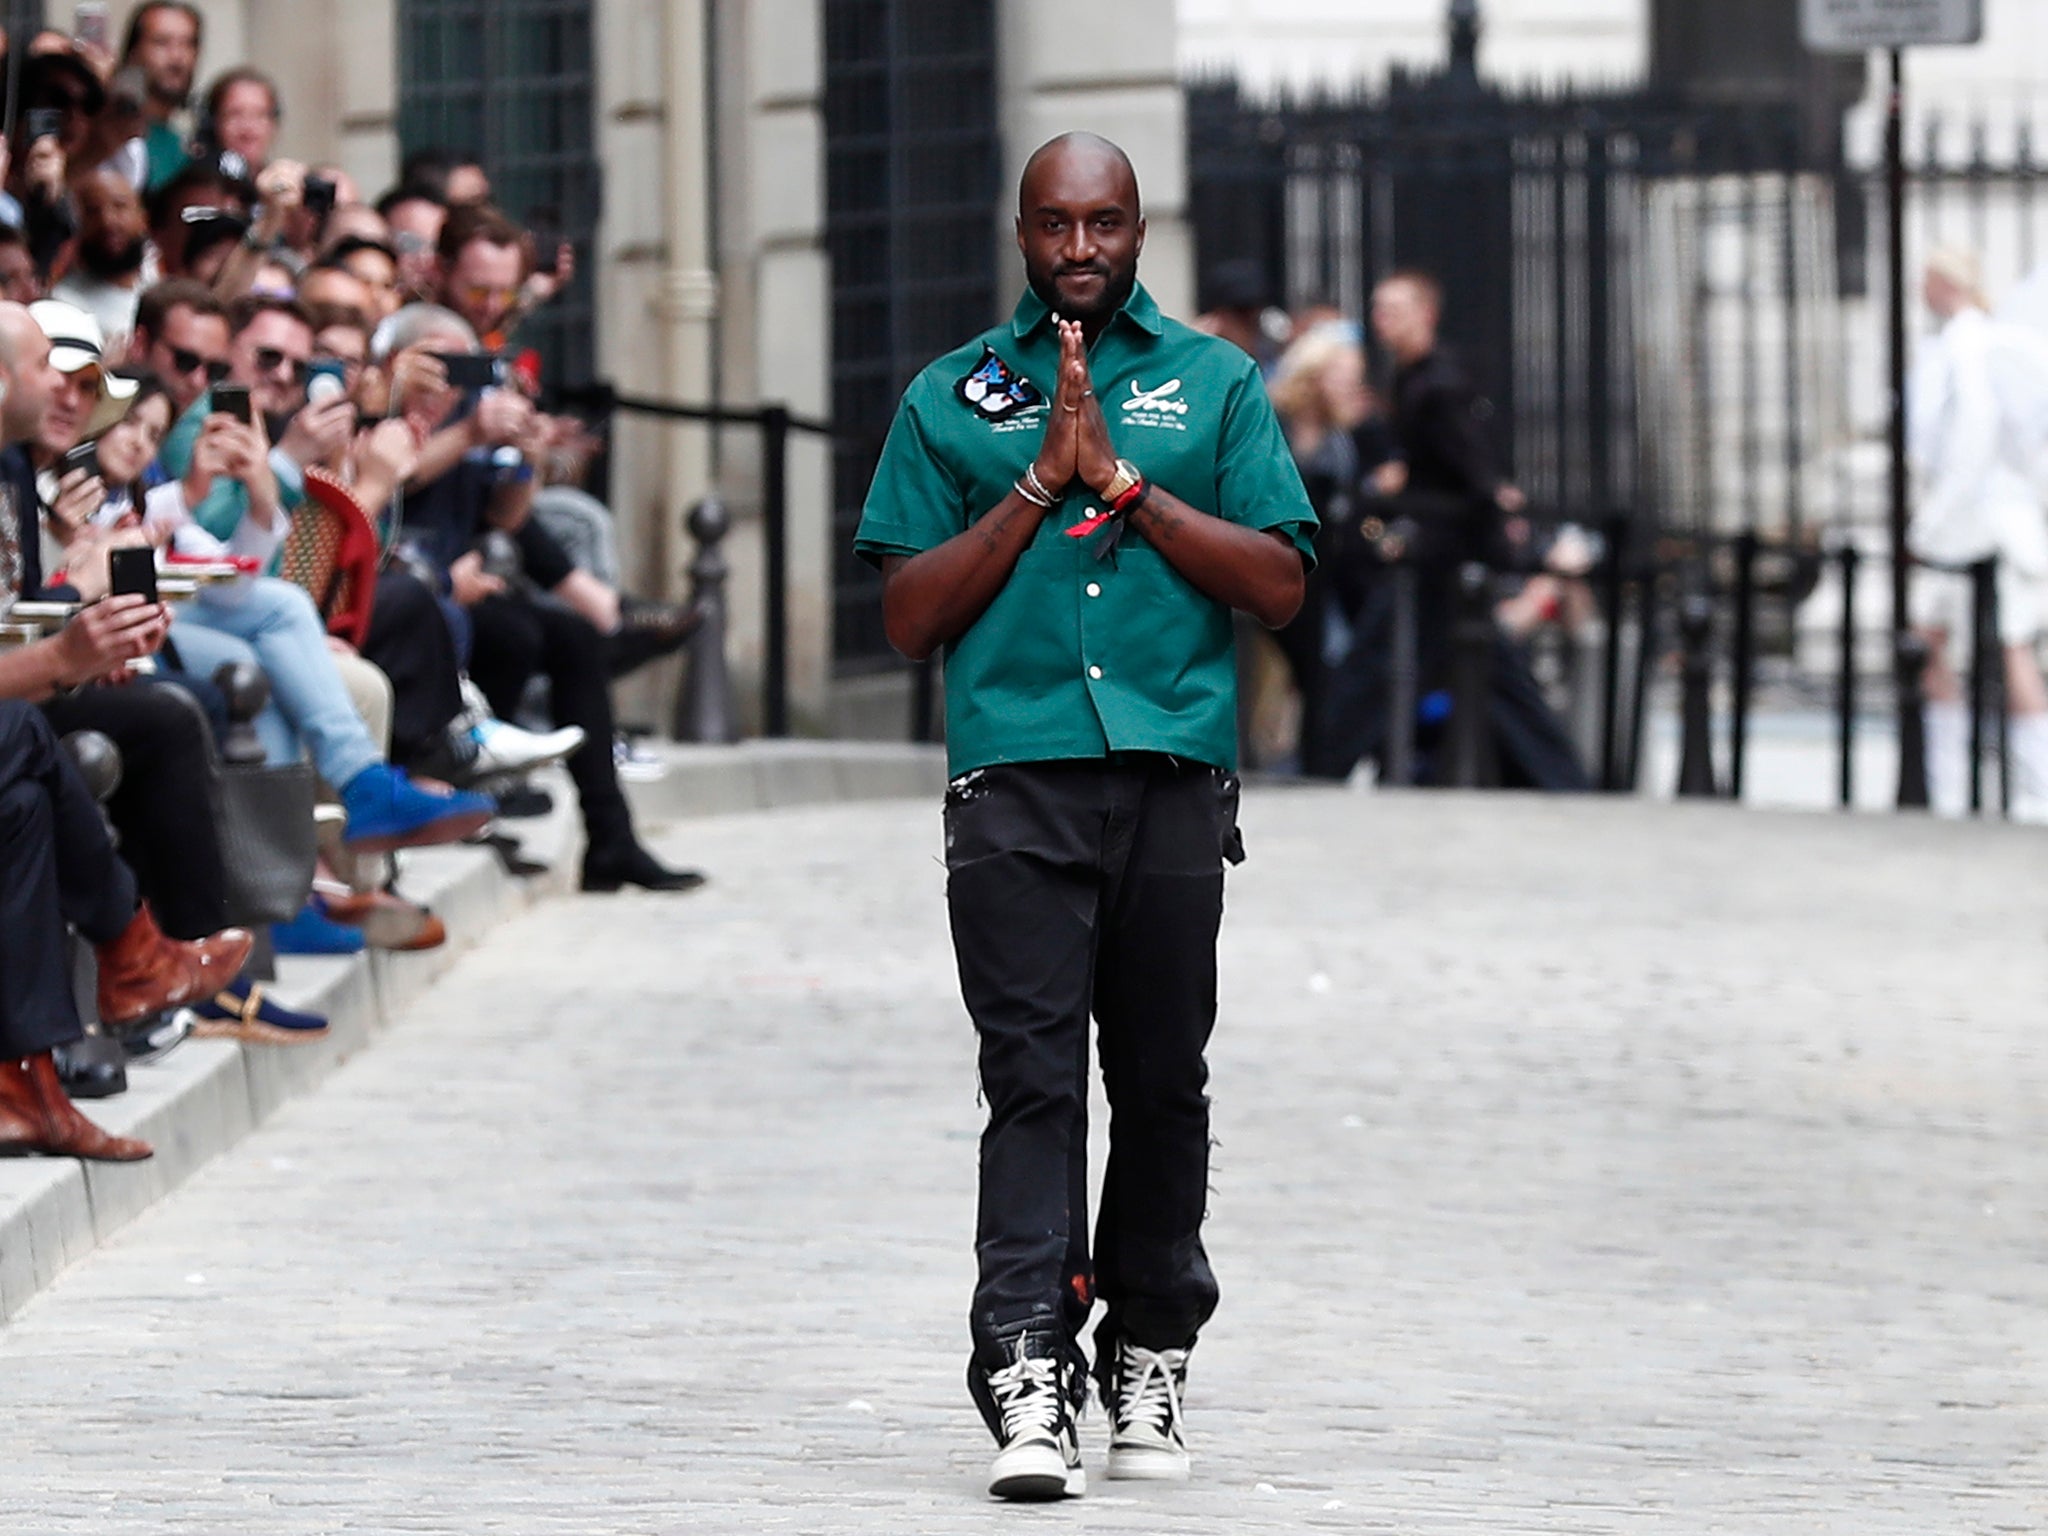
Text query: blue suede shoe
192 974 332 1045
271 901 367 956
340 763 495 853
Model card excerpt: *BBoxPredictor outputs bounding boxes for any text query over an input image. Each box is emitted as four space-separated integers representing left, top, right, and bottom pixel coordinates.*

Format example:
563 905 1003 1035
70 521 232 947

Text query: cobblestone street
5 790 2048 1533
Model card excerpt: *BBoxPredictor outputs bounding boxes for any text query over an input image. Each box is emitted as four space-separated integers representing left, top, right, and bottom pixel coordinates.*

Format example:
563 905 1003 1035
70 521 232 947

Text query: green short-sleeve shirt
855 282 1316 777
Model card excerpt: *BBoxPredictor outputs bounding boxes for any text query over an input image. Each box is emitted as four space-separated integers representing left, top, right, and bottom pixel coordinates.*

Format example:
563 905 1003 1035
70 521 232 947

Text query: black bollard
1443 561 1495 789
1728 532 1758 800
1383 556 1419 787
1966 557 1995 815
671 496 740 744
1597 512 1629 791
1675 591 1718 798
1894 628 1931 809
212 662 272 766
1836 544 1858 809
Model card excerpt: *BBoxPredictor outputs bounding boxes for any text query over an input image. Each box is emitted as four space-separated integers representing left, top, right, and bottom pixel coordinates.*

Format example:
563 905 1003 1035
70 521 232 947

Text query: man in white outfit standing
1909 247 2048 821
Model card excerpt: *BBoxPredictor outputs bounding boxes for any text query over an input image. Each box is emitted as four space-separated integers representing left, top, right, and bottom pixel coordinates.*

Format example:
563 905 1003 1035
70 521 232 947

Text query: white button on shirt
1085 582 1101 597
1088 665 1103 680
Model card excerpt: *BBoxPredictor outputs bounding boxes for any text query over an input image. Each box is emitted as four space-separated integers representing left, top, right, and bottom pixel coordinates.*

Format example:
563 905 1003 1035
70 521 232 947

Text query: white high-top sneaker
1102 1339 1192 1481
971 1337 1085 1501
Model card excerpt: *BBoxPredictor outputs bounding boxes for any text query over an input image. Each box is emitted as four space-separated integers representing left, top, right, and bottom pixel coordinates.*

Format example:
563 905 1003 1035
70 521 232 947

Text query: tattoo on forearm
1134 500 1180 544
977 501 1019 551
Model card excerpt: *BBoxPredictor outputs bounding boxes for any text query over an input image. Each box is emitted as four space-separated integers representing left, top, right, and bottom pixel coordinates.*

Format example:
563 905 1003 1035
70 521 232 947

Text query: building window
397 0 599 385
824 0 999 671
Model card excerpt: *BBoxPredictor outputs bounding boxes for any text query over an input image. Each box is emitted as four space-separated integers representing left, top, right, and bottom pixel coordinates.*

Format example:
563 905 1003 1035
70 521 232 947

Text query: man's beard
79 236 147 282
1026 254 1137 324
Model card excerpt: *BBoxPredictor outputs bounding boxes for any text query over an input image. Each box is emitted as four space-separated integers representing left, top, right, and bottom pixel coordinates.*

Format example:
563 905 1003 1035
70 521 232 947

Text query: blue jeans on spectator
169 577 382 790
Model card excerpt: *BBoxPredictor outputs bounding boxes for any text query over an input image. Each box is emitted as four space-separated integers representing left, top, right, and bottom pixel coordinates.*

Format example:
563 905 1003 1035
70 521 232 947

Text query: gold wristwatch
1100 459 1143 508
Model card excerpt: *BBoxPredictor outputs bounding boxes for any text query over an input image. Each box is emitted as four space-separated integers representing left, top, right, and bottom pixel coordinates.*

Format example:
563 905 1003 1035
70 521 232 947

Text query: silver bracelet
1022 464 1056 505
1015 470 1053 508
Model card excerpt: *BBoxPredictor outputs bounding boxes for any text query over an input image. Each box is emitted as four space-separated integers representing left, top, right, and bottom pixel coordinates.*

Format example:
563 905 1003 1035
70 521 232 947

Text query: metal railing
1339 514 2012 817
555 384 835 739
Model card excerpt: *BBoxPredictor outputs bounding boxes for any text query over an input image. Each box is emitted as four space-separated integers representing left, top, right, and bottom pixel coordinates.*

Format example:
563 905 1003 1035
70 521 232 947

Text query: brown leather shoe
0 1055 152 1162
322 891 446 951
95 906 255 1027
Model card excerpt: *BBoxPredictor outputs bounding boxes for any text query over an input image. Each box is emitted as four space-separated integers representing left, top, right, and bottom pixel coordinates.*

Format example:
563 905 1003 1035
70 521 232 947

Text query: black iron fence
555 384 834 739
1344 521 2011 819
1191 66 2048 809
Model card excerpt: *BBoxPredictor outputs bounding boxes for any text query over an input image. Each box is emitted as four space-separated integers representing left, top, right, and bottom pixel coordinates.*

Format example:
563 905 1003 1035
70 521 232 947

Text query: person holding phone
0 300 257 1090
375 302 705 893
24 300 497 867
151 294 349 565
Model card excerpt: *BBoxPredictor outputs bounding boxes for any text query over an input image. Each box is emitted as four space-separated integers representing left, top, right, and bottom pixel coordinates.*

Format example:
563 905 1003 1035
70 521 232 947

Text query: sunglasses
252 346 309 383
169 344 231 382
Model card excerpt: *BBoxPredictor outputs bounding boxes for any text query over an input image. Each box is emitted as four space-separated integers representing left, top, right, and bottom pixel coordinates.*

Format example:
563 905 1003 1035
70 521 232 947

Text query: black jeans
40 679 230 940
0 701 136 1058
466 592 632 852
945 755 1239 1369
360 569 465 768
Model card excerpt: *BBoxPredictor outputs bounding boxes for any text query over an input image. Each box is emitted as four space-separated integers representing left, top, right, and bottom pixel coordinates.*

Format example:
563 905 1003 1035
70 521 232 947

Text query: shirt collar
1009 280 1164 341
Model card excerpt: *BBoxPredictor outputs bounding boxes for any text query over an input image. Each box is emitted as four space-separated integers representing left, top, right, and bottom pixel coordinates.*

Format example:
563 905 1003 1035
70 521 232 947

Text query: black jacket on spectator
1389 346 1507 568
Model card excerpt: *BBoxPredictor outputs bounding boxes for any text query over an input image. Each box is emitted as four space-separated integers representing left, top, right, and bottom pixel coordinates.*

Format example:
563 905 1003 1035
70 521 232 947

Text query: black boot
581 838 708 893
606 598 706 679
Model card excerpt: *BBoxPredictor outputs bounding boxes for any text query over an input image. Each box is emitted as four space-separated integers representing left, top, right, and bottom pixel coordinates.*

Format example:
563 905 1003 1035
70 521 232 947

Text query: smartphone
434 352 503 391
302 174 337 221
108 546 157 605
72 2 108 50
60 440 99 481
213 384 253 424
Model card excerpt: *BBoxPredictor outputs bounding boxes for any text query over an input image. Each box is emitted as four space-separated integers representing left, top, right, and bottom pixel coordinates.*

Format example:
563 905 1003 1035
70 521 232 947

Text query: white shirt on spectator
51 245 161 364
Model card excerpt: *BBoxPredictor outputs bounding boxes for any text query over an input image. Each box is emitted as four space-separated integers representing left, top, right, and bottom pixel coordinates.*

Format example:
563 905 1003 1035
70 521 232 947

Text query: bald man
856 133 1316 1500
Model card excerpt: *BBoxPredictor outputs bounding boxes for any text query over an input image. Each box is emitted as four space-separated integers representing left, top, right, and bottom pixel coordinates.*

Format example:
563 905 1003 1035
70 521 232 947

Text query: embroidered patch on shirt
953 345 1044 420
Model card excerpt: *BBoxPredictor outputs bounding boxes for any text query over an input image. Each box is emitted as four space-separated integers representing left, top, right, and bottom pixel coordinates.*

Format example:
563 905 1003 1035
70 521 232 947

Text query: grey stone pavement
6 789 2048 1533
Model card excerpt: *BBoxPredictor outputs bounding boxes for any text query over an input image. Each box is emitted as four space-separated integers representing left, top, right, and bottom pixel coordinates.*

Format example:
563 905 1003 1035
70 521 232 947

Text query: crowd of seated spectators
0 4 706 1163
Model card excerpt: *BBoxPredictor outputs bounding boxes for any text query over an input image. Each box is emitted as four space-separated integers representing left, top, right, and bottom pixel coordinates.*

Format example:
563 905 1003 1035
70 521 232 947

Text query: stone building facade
92 0 1186 736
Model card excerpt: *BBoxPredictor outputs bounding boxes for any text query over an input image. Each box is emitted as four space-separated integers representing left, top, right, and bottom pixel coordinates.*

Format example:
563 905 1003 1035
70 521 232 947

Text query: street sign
1801 0 1982 51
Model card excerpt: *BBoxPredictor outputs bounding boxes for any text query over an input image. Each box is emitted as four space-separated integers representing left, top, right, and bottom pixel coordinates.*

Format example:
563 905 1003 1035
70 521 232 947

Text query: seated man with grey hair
371 304 699 678
372 303 706 892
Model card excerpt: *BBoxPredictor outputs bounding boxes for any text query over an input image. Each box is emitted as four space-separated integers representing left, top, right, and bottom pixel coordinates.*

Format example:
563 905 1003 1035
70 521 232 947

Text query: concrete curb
0 741 944 1324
